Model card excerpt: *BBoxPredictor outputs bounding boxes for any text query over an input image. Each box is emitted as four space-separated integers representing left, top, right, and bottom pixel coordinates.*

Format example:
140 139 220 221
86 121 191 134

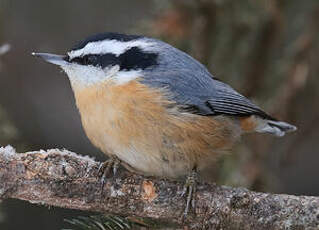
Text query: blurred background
0 0 318 229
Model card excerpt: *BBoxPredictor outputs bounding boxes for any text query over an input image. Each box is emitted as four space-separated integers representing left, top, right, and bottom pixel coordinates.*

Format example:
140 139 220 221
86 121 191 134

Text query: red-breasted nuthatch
33 32 296 215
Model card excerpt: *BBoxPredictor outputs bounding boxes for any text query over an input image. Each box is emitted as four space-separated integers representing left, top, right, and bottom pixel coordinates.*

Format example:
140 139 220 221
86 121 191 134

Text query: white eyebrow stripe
68 39 155 59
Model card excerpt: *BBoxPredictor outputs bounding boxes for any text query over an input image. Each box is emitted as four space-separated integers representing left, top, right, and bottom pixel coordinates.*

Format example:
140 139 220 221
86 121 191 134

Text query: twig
0 146 318 230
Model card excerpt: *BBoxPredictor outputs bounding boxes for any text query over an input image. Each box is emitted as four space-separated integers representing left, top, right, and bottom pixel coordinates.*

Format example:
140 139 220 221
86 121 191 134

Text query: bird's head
32 33 170 88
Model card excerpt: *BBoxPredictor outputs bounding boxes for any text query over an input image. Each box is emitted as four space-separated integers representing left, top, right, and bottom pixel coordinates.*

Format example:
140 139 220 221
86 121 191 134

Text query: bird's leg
98 155 121 190
181 169 198 218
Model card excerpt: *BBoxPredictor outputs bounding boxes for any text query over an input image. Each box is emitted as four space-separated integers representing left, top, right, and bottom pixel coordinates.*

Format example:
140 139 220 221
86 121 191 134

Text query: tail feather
256 120 297 137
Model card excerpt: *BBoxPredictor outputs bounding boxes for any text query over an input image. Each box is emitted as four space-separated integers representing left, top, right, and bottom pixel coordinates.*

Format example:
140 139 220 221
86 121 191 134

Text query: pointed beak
32 52 70 66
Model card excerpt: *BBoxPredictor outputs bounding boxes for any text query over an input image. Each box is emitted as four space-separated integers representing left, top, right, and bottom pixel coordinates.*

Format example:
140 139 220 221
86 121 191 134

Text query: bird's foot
180 169 197 219
98 156 121 190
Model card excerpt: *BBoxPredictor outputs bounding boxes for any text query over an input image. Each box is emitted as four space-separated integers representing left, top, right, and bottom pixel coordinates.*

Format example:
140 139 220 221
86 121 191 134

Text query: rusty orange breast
71 79 241 178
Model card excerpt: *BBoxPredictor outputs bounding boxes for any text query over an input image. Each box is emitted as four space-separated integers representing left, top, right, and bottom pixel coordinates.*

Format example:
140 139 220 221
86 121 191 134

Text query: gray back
141 39 273 120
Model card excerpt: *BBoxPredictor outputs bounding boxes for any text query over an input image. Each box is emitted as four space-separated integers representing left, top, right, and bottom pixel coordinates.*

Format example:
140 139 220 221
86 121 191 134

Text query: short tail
256 119 297 137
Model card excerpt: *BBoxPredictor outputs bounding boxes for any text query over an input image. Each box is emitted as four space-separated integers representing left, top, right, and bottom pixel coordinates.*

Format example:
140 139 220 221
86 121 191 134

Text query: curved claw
181 170 198 219
98 156 121 192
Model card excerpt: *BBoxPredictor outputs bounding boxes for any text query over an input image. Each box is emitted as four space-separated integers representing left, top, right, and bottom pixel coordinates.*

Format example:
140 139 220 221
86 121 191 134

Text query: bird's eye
71 55 99 66
86 55 98 66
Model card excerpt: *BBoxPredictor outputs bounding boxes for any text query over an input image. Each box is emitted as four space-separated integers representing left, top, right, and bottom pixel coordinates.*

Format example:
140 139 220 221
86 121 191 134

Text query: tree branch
0 146 318 229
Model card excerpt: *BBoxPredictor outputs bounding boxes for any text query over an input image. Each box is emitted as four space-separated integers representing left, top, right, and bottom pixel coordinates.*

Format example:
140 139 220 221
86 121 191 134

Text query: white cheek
61 64 120 87
61 64 141 87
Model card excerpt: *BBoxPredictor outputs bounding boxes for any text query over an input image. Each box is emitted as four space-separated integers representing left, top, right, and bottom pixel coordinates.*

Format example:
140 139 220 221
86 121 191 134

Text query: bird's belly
112 145 192 179
73 80 241 179
80 112 198 178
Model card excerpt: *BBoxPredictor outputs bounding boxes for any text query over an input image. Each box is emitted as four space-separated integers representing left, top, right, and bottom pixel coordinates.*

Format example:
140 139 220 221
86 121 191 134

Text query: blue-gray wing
141 70 274 120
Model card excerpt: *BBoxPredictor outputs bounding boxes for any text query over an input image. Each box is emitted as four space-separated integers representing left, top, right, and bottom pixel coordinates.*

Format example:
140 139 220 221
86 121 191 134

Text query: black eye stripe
119 47 158 70
70 54 105 66
87 55 98 64
69 47 158 71
98 54 120 68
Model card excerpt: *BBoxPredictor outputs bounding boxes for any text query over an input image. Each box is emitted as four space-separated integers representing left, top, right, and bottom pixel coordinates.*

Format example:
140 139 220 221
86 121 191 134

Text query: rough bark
0 146 318 230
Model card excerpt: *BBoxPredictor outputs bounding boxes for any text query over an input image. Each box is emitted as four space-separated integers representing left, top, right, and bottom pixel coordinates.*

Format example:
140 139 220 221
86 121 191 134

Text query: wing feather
141 69 275 120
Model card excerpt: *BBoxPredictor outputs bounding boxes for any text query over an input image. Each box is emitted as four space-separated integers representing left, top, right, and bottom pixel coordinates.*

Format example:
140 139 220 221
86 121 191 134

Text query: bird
32 32 297 216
